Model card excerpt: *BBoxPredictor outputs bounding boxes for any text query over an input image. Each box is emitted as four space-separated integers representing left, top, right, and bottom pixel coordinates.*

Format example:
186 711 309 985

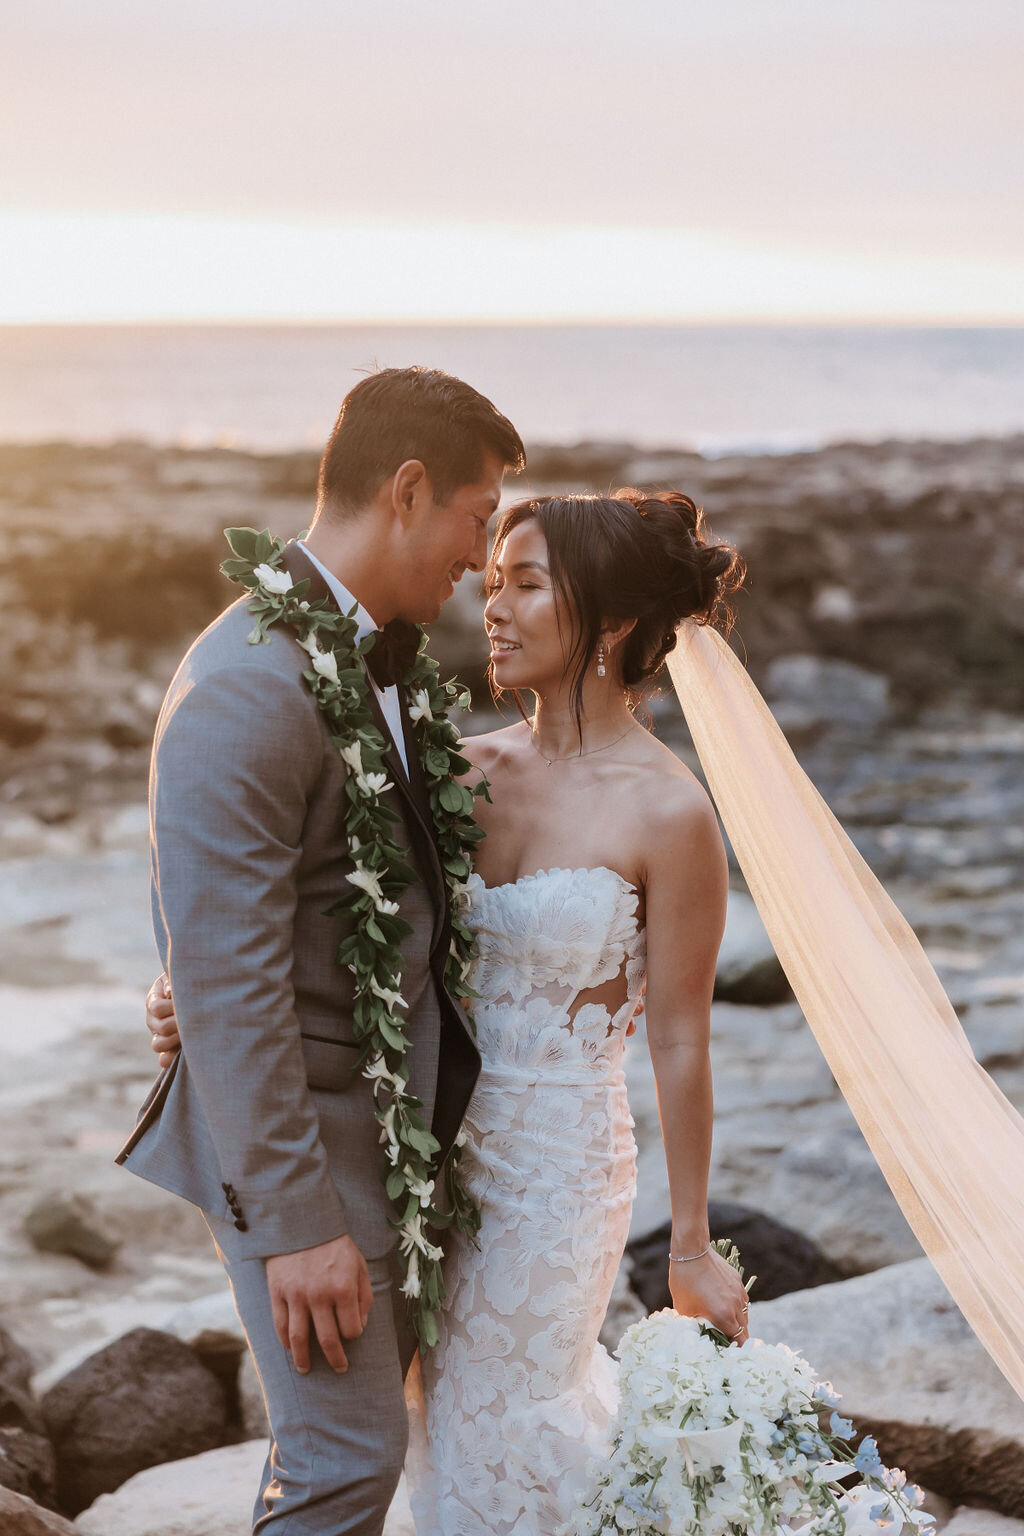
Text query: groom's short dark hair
317 367 525 515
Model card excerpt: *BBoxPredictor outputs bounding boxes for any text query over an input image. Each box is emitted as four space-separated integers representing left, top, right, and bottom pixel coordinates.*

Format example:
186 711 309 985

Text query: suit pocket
300 1033 363 1092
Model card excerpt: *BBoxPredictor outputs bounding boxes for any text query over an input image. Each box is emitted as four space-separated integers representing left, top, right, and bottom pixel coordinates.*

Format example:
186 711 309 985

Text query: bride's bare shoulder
458 720 531 780
634 735 718 834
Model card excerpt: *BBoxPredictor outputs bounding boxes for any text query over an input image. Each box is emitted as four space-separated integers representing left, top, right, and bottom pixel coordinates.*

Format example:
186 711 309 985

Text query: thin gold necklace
529 722 637 767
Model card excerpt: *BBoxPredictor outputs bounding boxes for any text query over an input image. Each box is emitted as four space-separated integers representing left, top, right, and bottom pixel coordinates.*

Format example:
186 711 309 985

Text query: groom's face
402 452 504 622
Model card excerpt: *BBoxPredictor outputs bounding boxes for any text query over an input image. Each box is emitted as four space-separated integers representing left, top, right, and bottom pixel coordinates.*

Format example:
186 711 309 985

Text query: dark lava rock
23 1195 119 1271
0 705 47 749
0 1426 57 1509
627 1201 844 1313
42 1328 226 1516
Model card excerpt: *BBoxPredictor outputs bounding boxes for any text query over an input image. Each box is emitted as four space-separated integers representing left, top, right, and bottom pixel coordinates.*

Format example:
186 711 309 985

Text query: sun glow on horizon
2 211 1023 327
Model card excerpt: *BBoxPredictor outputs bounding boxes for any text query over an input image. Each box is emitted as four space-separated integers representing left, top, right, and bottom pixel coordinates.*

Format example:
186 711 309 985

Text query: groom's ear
390 459 432 528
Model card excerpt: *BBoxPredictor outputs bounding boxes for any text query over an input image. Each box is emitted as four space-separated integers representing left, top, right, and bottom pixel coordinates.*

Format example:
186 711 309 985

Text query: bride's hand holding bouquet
668 1237 751 1347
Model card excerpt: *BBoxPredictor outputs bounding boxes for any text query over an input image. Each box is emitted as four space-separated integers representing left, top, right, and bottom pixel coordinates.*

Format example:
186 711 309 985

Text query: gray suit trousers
207 1210 417 1536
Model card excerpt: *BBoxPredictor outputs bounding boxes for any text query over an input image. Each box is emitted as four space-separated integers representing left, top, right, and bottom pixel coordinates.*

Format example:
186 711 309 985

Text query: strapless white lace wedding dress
410 865 646 1536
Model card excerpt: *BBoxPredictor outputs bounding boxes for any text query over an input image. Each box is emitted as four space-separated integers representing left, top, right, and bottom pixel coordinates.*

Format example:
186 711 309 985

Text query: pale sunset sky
1 0 1022 323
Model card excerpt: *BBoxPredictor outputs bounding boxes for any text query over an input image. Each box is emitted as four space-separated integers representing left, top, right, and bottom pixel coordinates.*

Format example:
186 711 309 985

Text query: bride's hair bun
488 488 745 715
610 487 745 684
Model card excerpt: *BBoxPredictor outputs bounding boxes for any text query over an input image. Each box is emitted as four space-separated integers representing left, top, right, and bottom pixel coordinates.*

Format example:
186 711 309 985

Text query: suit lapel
280 542 448 938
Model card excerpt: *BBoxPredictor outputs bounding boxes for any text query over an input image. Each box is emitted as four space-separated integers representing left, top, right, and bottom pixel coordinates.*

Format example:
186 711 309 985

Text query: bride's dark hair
487 488 745 722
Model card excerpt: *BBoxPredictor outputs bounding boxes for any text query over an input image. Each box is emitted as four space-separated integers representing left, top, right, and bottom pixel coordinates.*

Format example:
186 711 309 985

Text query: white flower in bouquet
559 1241 934 1536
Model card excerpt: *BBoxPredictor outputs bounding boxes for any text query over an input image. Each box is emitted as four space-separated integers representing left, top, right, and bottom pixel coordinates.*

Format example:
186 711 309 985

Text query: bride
149 486 751 1532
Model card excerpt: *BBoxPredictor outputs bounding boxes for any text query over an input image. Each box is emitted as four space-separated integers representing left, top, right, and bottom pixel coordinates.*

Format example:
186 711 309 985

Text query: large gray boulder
158 1289 246 1356
42 1328 226 1516
75 1440 265 1536
0 1485 77 1535
763 1124 923 1273
943 1511 1024 1535
74 1441 416 1536
764 654 890 736
751 1259 1024 1517
23 1195 119 1271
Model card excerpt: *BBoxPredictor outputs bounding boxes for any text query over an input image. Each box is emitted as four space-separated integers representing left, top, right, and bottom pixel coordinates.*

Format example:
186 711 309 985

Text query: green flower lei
222 527 484 1348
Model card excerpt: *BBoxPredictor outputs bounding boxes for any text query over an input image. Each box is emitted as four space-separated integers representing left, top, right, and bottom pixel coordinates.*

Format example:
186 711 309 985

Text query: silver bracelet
669 1242 711 1263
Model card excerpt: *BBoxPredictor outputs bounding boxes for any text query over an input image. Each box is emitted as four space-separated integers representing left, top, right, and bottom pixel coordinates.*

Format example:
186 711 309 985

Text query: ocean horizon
2 322 1023 456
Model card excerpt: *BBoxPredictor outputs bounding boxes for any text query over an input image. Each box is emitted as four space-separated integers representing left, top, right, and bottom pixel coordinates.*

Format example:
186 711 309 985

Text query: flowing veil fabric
667 621 1024 1401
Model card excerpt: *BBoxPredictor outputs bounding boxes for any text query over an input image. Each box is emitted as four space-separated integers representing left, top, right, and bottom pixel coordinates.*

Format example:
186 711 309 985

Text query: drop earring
597 642 607 678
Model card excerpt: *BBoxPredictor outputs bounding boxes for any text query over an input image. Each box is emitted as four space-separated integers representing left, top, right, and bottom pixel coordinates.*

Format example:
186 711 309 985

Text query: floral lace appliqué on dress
411 866 646 1536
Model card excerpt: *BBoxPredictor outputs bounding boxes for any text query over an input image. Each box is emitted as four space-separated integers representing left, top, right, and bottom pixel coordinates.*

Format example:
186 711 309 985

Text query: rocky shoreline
1 434 1023 1531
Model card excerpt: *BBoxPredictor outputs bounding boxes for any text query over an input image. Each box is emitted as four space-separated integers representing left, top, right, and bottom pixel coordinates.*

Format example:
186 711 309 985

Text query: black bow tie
364 620 420 690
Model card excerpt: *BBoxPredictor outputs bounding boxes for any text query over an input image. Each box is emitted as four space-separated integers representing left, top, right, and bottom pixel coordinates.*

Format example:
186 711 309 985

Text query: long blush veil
667 621 1024 1401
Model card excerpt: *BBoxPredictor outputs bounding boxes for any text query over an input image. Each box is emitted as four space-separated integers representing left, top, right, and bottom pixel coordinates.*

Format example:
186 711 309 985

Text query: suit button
234 1218 249 1232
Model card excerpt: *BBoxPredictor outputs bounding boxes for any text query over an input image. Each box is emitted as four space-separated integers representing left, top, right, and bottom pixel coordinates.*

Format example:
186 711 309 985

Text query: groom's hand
266 1235 373 1375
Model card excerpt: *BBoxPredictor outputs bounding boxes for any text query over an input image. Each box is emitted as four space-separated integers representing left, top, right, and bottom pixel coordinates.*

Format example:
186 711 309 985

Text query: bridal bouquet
560 1249 932 1536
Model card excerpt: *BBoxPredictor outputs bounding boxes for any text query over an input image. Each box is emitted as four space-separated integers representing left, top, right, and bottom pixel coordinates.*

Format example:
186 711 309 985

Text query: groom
117 367 525 1533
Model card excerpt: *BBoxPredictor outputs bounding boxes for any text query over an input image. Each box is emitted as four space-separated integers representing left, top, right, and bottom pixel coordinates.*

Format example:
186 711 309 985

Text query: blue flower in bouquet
622 1487 654 1516
829 1410 855 1440
854 1435 885 1477
813 1381 842 1410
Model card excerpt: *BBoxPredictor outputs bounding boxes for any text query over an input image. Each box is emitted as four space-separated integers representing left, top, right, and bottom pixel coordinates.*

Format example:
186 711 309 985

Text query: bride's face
483 519 571 693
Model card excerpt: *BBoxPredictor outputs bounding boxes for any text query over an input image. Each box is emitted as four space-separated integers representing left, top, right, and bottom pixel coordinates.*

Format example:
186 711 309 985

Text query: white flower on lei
310 648 340 685
378 1104 401 1165
339 741 364 776
400 1212 444 1263
253 562 294 595
346 864 386 905
363 1052 407 1094
407 1174 436 1208
346 862 401 915
356 770 392 798
400 1248 421 1298
407 686 433 725
369 974 408 1011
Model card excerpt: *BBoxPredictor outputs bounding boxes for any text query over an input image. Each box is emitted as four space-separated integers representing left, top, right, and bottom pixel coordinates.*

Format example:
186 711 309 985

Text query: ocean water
1 323 1023 454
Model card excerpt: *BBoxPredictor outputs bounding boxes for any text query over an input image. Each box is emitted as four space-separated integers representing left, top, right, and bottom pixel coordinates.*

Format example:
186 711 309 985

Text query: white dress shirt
298 541 409 775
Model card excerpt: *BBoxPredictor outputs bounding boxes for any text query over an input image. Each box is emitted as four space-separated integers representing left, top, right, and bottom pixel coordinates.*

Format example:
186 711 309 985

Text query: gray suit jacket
117 546 480 1261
